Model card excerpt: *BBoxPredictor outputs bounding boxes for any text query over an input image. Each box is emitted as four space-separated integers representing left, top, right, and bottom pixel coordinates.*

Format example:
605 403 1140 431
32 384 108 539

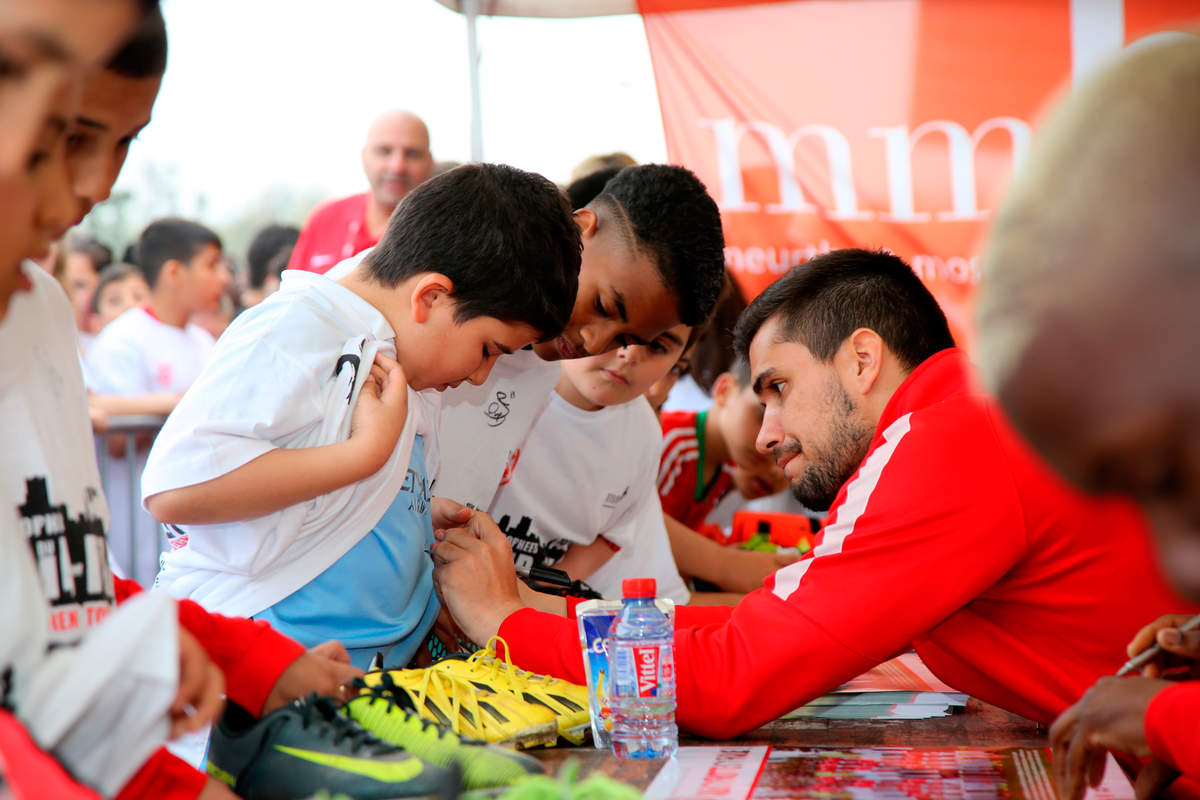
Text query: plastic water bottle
607 578 677 759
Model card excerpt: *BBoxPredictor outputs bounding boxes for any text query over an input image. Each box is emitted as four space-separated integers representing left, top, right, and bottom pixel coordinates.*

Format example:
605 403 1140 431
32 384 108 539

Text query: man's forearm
146 440 381 524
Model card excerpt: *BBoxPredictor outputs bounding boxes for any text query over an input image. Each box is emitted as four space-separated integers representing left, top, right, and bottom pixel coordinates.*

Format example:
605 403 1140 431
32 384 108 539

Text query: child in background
488 324 696 605
91 262 149 329
85 217 231 582
659 356 788 541
144 163 581 670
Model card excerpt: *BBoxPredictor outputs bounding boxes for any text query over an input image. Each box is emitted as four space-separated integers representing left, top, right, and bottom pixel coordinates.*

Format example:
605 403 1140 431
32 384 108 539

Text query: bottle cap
621 578 656 598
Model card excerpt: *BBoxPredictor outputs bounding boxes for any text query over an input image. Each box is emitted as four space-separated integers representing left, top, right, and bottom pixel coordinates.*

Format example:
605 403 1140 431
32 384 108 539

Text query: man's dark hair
246 224 299 290
366 163 581 339
66 233 113 273
90 263 142 314
733 248 955 370
591 164 725 327
135 218 222 287
566 166 622 210
107 5 167 78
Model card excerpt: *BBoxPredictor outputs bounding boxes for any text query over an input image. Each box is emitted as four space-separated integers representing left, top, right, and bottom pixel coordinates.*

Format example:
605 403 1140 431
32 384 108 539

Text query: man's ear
410 273 455 324
836 328 884 396
711 371 738 408
574 208 598 240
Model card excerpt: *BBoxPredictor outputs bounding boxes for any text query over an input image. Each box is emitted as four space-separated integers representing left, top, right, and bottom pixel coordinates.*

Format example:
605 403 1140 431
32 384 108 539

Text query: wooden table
531 699 1047 790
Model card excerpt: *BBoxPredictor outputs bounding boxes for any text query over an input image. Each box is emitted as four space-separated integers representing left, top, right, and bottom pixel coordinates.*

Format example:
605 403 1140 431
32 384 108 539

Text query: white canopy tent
433 0 641 159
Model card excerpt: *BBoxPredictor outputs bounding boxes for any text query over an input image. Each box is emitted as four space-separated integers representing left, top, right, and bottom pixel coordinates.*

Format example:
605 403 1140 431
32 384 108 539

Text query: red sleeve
114 576 143 603
176 599 305 716
499 604 733 684
1145 681 1200 776
115 748 206 800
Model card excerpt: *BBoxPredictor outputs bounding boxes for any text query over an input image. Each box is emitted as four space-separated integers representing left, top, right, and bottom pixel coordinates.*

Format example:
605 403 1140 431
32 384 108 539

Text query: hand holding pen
1117 612 1200 678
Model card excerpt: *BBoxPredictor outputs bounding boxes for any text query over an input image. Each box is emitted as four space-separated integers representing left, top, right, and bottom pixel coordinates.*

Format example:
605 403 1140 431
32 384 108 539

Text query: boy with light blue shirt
142 164 582 669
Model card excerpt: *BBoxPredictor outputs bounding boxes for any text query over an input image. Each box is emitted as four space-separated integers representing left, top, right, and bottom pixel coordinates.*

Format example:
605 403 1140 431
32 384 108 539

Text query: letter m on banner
637 0 1198 350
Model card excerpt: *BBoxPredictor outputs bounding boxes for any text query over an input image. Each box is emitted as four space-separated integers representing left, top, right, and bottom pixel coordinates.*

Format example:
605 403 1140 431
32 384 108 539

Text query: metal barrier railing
94 414 166 587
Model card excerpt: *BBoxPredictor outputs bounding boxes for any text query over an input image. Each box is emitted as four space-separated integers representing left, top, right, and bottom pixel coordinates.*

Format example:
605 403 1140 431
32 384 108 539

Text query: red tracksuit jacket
498 349 1197 737
1146 681 1200 782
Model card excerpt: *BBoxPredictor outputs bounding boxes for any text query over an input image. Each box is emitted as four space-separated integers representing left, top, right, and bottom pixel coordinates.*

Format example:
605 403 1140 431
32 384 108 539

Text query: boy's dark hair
66 233 114 273
566 166 622 210
89 263 142 314
687 270 747 394
107 5 167 78
590 164 725 327
135 218 222 288
246 224 299 289
733 248 955 371
366 163 581 339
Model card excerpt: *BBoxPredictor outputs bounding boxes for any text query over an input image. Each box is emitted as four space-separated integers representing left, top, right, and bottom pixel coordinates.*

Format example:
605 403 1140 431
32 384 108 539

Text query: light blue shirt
256 436 439 670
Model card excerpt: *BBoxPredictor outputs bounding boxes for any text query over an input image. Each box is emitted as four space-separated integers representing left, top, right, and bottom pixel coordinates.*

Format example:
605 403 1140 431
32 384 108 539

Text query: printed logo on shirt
401 467 430 515
155 362 173 387
497 513 568 571
498 449 521 487
17 477 115 642
602 486 630 508
484 390 514 427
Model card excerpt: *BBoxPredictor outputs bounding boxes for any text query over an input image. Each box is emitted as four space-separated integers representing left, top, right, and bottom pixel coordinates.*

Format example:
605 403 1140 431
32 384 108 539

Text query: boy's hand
350 352 408 472
430 512 524 646
1127 613 1200 678
198 777 241 799
172 629 225 739
262 641 364 715
1048 675 1170 800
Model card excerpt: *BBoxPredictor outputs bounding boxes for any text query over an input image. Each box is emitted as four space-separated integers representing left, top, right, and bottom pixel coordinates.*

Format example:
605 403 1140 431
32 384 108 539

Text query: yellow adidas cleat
360 666 558 750
429 637 591 746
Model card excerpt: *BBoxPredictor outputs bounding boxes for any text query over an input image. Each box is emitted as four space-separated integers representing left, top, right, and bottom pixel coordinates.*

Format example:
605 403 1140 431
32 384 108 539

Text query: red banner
639 0 1197 349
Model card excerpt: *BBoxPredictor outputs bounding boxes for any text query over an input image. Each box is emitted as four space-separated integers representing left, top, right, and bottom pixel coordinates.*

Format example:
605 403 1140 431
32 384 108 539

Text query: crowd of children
1 3 1198 800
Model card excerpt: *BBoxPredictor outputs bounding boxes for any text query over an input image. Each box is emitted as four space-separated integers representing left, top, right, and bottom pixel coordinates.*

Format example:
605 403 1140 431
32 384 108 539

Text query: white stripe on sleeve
771 413 913 601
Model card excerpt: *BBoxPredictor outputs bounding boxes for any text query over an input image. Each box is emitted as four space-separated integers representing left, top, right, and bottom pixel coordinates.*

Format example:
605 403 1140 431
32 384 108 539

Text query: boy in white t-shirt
488 323 695 605
144 163 582 669
85 217 231 583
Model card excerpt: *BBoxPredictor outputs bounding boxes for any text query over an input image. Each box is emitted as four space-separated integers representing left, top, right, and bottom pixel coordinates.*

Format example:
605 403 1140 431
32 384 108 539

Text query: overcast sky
111 0 668 226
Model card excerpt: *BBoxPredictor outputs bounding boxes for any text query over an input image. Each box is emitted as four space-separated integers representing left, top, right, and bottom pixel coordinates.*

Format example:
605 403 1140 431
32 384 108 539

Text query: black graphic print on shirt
18 476 115 642
497 513 570 571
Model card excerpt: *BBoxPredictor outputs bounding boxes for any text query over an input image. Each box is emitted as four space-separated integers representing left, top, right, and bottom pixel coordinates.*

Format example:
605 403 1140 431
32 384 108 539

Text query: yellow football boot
360 666 558 750
429 637 591 746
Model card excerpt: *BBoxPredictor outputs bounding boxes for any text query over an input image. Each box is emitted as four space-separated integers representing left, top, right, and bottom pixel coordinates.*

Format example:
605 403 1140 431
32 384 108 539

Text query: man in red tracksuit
976 37 1200 800
431 249 1196 741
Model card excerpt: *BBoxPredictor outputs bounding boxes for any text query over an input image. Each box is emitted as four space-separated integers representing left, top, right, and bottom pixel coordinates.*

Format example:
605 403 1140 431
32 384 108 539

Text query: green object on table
460 760 642 800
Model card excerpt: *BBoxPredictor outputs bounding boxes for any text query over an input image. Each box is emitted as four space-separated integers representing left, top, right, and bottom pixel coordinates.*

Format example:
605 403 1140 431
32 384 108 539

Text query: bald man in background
976 35 1200 800
288 109 434 273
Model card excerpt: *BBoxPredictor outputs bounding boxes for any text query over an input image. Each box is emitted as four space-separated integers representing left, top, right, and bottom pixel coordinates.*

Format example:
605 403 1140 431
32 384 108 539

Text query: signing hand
172 629 225 739
430 496 474 533
349 352 408 471
1126 613 1200 679
262 641 364 715
430 512 524 646
1049 675 1172 800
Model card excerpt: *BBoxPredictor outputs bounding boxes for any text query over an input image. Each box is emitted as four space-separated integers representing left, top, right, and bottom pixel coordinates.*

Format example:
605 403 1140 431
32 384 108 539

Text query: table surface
530 699 1047 789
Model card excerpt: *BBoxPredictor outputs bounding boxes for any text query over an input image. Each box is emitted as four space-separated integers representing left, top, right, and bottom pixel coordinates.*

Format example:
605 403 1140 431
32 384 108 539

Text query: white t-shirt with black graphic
0 264 175 792
145 264 438 618
488 391 690 604
434 348 562 511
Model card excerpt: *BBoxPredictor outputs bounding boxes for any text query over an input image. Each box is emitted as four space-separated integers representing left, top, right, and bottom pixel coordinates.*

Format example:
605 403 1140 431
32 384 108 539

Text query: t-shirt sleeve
141 332 324 499
1145 681 1200 777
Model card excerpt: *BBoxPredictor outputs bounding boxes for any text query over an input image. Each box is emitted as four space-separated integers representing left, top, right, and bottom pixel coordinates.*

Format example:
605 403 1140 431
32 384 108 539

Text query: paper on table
837 652 957 693
644 746 770 800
